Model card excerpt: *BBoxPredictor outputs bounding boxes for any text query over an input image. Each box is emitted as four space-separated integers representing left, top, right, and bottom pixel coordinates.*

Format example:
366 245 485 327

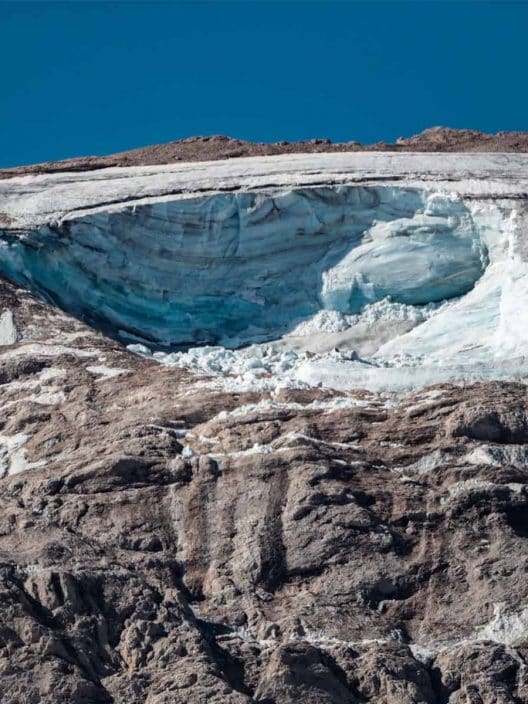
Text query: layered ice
0 152 527 391
0 187 485 347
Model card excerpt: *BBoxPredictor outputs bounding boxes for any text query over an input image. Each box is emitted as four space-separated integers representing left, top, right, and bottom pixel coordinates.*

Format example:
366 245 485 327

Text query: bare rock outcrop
0 276 526 702
2 126 528 178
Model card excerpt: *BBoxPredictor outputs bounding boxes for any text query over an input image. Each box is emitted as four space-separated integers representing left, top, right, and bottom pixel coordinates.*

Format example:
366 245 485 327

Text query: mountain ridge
2 126 528 178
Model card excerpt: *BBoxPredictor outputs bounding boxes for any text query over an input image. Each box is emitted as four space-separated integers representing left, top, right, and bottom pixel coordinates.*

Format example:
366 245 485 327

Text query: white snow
0 433 46 477
464 444 528 468
0 366 68 409
392 449 448 476
0 310 17 345
2 152 528 229
476 603 528 646
442 479 525 504
28 389 66 405
209 394 378 424
86 365 131 380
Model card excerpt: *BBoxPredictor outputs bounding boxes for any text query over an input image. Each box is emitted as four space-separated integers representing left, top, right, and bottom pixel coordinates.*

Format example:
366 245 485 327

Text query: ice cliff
0 152 527 391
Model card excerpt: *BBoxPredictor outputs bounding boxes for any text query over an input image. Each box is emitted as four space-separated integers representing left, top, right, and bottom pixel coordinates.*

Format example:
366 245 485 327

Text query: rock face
0 147 528 702
0 278 526 703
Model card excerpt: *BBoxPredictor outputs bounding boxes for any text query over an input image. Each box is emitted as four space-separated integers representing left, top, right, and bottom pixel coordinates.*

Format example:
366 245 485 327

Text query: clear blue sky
1 0 527 167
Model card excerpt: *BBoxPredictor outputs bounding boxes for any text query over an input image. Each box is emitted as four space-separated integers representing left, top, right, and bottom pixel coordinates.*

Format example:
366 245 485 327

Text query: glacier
0 151 527 391
0 187 487 346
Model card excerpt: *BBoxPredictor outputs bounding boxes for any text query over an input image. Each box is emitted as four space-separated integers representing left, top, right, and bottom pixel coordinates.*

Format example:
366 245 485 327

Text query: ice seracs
320 192 485 312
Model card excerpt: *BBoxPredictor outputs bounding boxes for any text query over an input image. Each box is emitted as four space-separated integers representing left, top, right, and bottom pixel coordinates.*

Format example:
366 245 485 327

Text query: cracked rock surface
0 277 527 702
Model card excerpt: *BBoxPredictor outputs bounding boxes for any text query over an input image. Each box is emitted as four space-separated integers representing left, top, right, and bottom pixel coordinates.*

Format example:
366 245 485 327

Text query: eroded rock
0 278 526 701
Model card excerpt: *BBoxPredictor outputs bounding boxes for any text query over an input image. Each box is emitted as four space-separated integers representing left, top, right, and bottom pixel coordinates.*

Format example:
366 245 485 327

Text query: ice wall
0 186 486 348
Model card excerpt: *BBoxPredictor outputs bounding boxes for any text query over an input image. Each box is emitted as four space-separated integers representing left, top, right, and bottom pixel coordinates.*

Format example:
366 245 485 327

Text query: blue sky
1 0 527 167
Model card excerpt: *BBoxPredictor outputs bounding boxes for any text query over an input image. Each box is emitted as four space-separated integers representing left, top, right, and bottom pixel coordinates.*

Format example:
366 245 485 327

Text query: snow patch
28 389 66 405
464 444 528 468
86 365 131 380
442 479 525 503
393 449 448 476
0 433 46 477
0 310 17 345
476 603 528 646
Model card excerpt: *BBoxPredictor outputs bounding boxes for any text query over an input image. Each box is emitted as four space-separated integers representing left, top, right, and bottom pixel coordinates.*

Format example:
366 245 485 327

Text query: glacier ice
0 152 527 392
320 194 486 313
0 187 485 347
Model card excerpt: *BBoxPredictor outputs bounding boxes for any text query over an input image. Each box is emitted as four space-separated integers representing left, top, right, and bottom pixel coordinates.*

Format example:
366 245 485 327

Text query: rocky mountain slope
0 145 528 703
2 126 528 178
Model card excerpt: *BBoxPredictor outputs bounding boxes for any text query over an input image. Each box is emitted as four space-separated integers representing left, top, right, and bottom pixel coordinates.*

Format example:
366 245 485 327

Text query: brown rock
3 126 528 176
0 277 526 701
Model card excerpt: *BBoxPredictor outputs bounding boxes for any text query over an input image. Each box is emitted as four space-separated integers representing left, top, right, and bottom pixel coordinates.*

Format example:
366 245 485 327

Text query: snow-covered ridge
0 152 527 391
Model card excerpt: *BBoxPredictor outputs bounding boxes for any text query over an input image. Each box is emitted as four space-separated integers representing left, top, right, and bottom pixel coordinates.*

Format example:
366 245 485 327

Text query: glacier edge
0 152 527 392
